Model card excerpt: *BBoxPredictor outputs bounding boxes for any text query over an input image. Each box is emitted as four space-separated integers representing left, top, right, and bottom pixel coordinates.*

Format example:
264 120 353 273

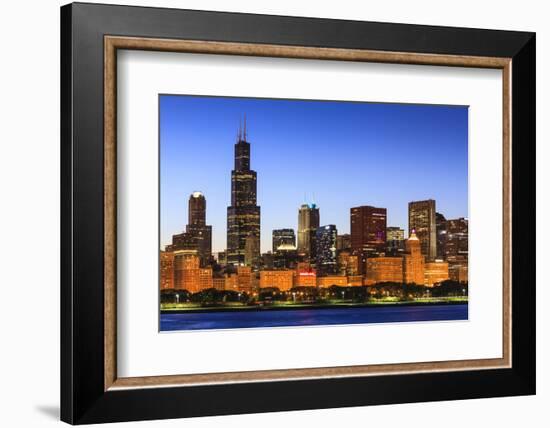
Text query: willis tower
227 118 261 266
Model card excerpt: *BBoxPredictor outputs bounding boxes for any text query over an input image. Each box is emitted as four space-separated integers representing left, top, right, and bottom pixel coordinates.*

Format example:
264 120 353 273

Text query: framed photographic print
61 2 536 424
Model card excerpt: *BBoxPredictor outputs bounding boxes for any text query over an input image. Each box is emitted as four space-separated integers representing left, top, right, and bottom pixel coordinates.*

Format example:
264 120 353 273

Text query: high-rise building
260 252 275 269
244 232 261 269
227 119 261 266
448 258 469 283
444 218 469 259
408 199 437 260
216 251 226 265
188 191 206 226
315 225 338 276
386 226 405 255
403 231 425 285
168 192 212 266
272 228 296 252
186 192 212 264
336 233 351 251
436 212 447 259
297 204 320 259
273 246 299 269
350 206 387 264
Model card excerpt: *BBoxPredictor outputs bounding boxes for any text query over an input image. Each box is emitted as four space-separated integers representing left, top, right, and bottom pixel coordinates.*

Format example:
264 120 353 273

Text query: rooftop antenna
243 113 247 141
238 118 242 142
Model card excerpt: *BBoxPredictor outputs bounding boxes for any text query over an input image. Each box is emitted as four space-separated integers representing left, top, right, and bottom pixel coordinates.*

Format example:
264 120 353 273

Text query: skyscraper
336 233 351 251
315 225 338 276
188 191 206 225
244 231 261 269
185 192 212 264
272 228 296 252
386 226 405 255
444 217 469 259
408 199 437 260
227 119 261 266
168 192 212 266
436 212 447 259
297 203 320 259
350 206 387 264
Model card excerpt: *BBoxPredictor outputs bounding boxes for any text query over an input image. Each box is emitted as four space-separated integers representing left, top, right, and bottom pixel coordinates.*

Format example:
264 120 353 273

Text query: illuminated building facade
173 250 213 293
337 250 359 276
350 205 387 264
212 277 226 291
444 217 469 258
365 257 404 285
317 275 347 287
224 273 238 292
424 261 450 287
273 245 299 269
297 203 320 259
272 228 296 252
403 232 425 284
236 266 253 292
448 257 469 283
227 119 261 266
408 199 437 260
386 226 405 255
315 225 338 276
347 275 364 286
160 251 175 290
259 270 294 291
294 264 317 287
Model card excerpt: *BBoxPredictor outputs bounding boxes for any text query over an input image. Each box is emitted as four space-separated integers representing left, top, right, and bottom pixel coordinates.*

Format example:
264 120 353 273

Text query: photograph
159 95 469 331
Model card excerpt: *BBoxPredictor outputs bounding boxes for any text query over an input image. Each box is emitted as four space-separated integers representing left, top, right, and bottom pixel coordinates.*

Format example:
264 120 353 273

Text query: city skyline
160 95 468 254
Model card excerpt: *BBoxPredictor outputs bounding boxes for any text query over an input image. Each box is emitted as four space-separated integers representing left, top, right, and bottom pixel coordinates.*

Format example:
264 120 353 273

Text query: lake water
160 304 468 331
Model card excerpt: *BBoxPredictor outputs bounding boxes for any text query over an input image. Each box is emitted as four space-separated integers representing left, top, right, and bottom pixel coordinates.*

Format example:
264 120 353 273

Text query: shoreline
161 299 467 314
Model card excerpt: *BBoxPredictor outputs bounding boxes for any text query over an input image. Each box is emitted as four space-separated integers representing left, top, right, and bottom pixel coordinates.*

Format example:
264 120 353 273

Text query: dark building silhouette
227 118 261 266
386 226 405 256
444 217 469 258
436 212 447 259
350 206 387 269
188 191 206 225
315 225 338 276
297 203 320 259
408 199 437 261
272 228 296 252
336 233 351 251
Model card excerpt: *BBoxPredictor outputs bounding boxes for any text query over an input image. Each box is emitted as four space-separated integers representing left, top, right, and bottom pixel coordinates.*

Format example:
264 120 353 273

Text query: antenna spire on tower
243 113 247 141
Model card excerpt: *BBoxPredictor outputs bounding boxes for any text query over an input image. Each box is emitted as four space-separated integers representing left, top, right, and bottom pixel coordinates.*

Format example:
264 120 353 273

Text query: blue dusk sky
160 95 468 253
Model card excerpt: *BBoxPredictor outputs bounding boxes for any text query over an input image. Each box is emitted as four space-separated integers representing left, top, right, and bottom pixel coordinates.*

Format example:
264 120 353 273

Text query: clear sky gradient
160 95 468 253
